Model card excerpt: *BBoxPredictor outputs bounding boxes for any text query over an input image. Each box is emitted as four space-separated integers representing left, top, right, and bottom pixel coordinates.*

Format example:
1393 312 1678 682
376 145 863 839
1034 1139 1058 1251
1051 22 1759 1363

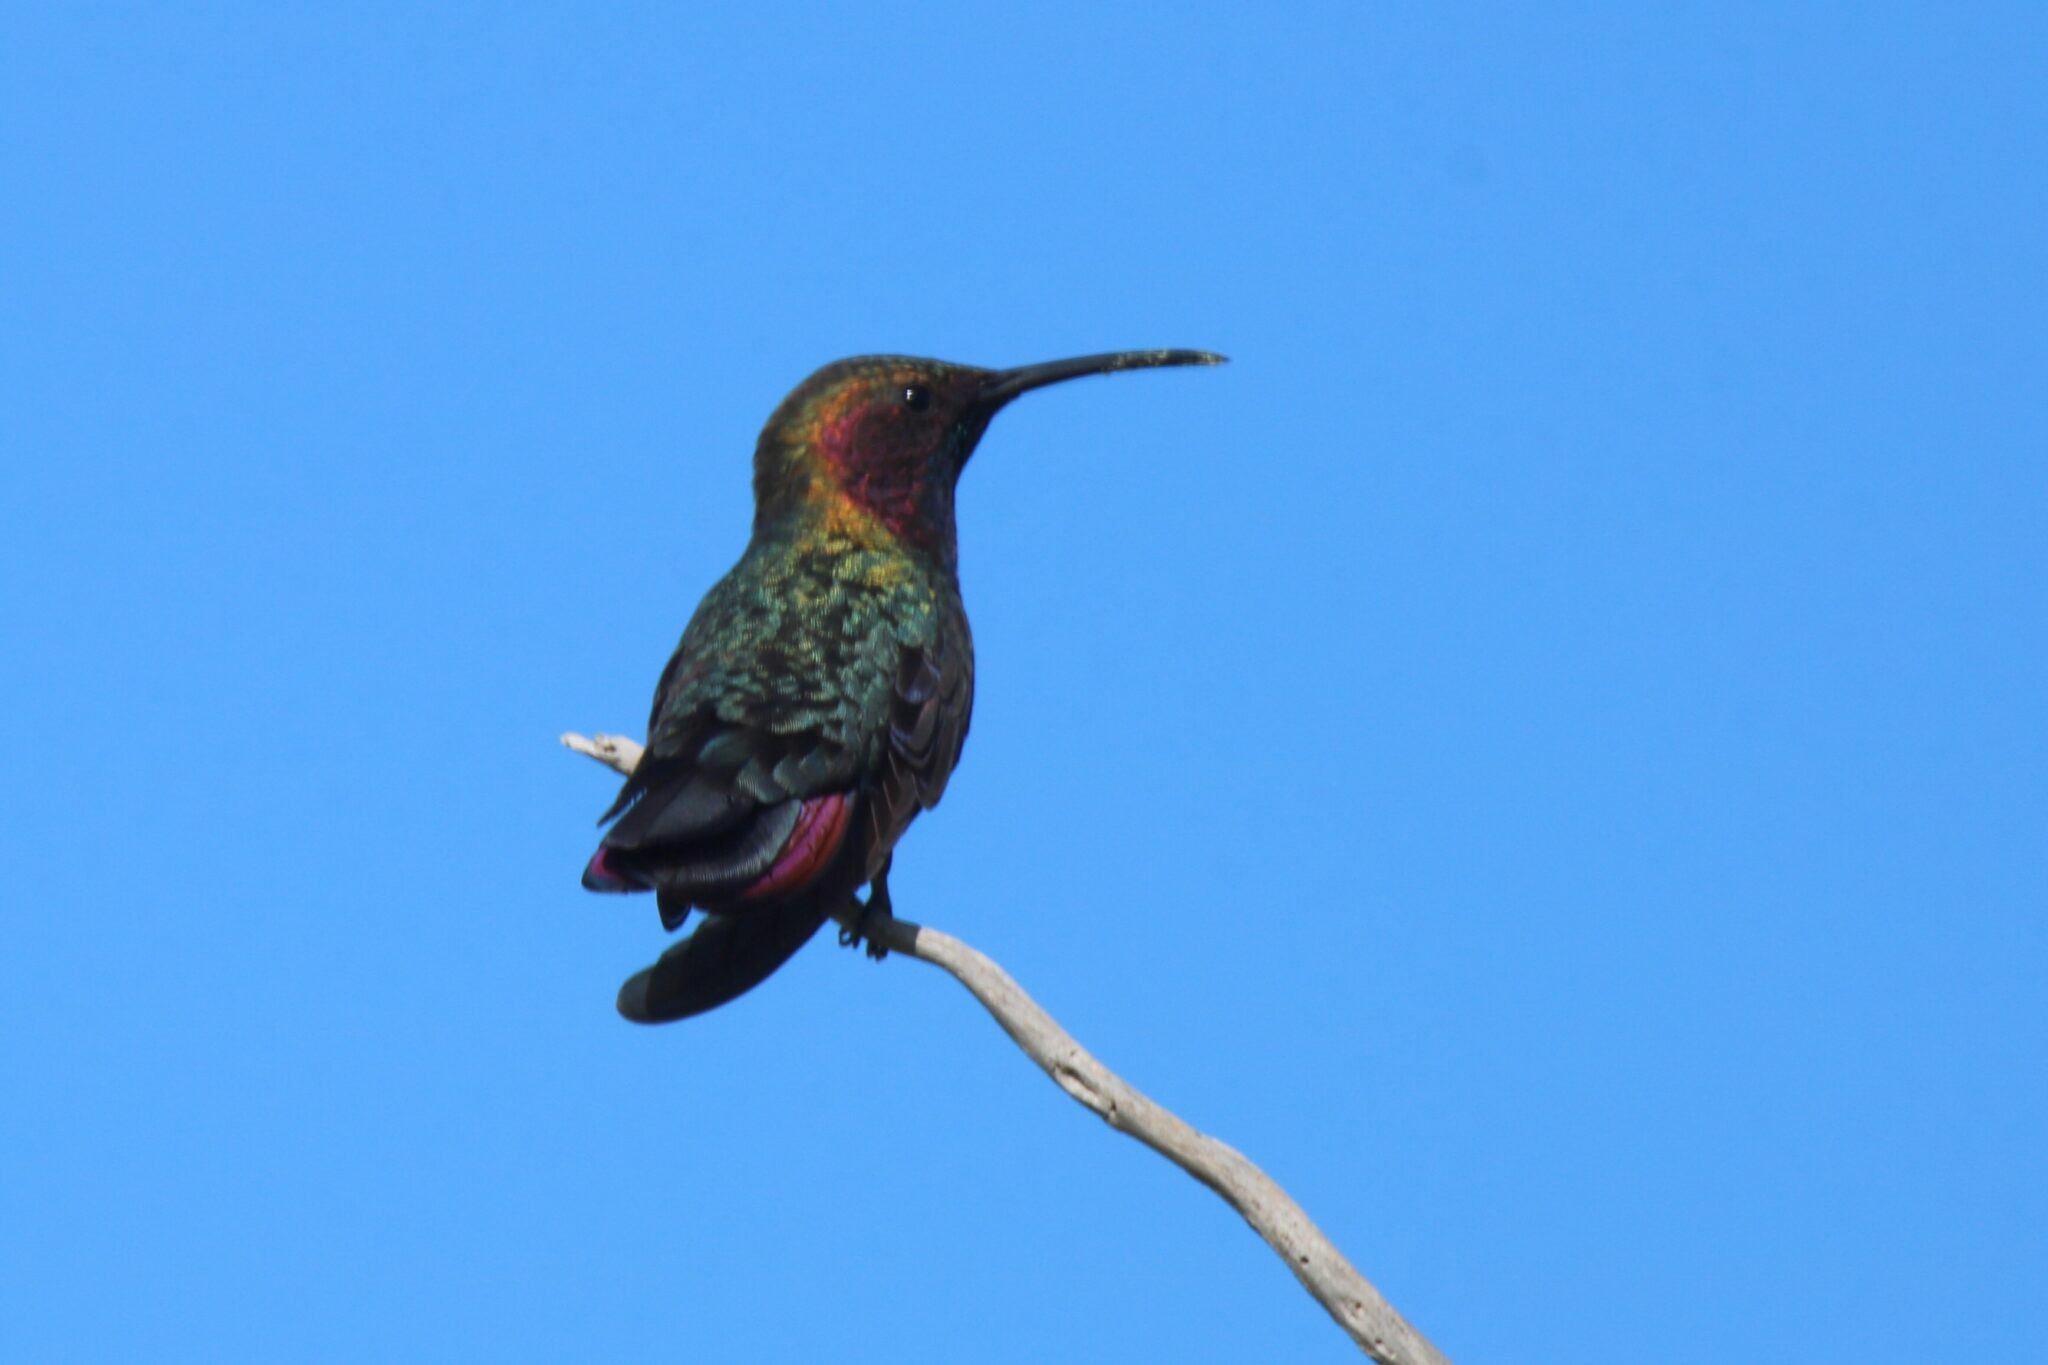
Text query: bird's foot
837 902 891 961
838 858 894 961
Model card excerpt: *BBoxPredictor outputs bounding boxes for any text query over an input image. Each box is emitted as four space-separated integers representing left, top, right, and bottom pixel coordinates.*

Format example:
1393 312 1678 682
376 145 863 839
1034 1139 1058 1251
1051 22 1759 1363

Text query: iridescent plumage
584 350 1223 1022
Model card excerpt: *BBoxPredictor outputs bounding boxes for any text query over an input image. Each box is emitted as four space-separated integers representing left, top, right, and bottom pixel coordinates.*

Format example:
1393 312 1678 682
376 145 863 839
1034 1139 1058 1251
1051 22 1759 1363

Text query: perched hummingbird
583 349 1226 1023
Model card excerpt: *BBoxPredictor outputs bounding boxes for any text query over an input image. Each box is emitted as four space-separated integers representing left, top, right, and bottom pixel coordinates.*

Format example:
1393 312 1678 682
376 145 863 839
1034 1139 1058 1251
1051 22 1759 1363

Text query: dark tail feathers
615 896 831 1024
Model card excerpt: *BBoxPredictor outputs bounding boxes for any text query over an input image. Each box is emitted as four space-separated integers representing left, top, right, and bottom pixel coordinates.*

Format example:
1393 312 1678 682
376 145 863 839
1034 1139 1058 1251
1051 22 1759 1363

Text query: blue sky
3 4 2043 1361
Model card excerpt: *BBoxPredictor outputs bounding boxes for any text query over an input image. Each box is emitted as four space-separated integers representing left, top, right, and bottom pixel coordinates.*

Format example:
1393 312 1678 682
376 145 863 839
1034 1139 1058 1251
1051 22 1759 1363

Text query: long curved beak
978 349 1227 409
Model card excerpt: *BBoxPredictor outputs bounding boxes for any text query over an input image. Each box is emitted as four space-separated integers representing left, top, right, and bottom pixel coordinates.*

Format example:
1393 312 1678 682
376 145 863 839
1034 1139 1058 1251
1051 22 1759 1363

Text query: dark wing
584 549 897 914
586 716 860 1025
586 544 971 1024
861 611 975 856
596 629 970 1028
593 611 968 916
584 715 856 918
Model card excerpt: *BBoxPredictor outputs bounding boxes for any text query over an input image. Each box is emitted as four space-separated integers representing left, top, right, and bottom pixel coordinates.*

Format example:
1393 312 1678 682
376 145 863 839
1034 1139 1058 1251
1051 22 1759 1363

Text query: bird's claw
838 899 892 960
839 863 894 961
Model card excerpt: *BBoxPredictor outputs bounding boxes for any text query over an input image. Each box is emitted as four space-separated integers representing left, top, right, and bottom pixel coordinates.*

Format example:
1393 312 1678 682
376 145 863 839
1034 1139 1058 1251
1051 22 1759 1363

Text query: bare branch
562 731 1452 1365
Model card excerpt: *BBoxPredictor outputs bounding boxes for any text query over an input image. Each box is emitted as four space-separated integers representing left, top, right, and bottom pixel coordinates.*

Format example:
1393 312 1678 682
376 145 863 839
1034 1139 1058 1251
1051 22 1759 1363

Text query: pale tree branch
562 730 1452 1365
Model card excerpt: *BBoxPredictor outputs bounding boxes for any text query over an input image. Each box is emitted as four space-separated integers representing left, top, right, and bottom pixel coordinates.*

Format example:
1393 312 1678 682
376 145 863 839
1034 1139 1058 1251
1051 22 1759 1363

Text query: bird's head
752 350 1226 562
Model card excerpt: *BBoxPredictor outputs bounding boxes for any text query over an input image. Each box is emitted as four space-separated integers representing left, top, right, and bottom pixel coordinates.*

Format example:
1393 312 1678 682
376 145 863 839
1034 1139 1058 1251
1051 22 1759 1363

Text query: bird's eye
901 384 932 411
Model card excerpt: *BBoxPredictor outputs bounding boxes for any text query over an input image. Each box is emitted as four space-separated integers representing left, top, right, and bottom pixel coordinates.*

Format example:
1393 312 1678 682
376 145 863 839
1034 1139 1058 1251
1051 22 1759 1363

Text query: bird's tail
614 895 831 1024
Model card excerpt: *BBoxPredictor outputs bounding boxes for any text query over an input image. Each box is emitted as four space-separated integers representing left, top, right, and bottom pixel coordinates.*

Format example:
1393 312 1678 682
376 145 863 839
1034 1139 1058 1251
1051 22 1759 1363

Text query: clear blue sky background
3 5 2042 1361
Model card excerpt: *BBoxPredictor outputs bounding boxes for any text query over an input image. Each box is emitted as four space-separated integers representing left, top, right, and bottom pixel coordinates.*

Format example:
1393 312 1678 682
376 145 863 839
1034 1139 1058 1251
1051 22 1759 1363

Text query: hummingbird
582 349 1226 1023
